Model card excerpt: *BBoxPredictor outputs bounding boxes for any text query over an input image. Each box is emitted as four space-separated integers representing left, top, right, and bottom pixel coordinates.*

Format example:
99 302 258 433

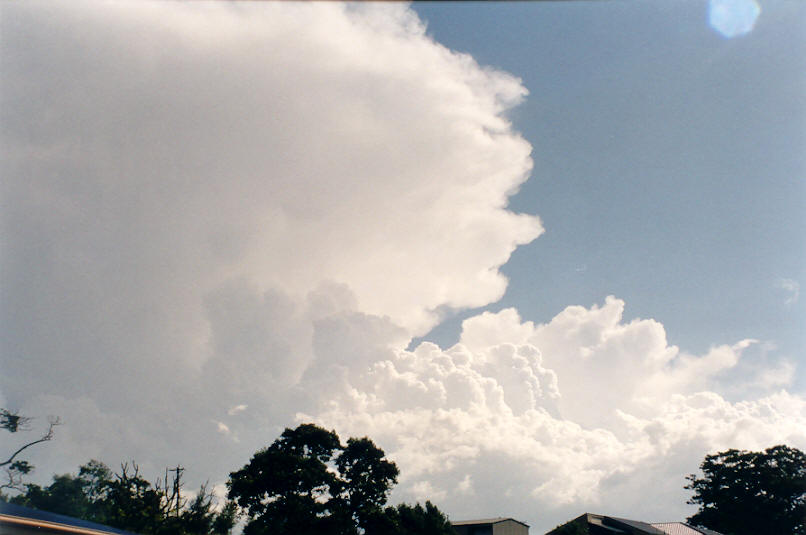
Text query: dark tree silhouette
228 424 342 535
335 436 399 532
10 459 237 535
373 501 454 535
228 423 449 535
686 445 806 535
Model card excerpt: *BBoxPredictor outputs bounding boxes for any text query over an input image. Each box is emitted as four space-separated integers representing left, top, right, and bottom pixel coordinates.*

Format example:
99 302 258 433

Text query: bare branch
0 467 27 492
0 416 61 468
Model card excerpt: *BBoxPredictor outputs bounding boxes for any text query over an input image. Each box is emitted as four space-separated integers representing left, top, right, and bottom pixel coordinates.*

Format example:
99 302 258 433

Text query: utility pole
168 465 184 517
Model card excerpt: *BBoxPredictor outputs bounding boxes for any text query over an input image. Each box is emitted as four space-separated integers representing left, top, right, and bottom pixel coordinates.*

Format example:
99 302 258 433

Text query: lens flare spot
709 0 761 38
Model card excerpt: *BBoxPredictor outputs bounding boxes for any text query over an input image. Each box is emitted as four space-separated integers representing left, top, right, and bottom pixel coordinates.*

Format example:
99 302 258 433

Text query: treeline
3 423 455 535
5 460 236 535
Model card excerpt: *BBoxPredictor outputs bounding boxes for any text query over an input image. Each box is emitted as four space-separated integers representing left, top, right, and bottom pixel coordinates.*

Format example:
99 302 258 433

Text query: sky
1 1 804 533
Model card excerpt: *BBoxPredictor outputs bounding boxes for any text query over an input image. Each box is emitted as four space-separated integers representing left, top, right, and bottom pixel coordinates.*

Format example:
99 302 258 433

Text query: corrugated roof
652 522 724 535
651 523 702 535
0 502 142 535
451 517 530 527
605 516 666 534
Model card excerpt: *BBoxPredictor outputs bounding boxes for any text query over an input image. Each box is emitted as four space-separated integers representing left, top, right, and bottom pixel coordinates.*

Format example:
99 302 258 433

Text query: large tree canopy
228 424 345 535
228 423 451 535
686 445 806 535
336 437 402 532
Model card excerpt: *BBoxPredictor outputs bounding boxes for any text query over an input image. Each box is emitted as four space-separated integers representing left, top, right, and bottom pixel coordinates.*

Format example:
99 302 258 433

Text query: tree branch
0 467 27 492
0 416 61 467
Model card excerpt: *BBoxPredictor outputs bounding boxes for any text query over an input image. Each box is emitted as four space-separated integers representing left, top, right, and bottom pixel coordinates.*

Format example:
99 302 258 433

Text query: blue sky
413 0 805 392
1 2 804 532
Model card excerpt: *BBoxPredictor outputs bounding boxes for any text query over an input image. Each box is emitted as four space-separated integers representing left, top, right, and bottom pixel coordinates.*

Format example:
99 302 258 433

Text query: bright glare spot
709 0 761 38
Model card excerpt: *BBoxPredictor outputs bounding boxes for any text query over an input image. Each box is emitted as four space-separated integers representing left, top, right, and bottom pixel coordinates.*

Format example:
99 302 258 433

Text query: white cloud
1 0 538 516
776 278 800 305
1 1 539 349
755 359 796 389
305 297 805 528
227 405 248 416
2 0 537 460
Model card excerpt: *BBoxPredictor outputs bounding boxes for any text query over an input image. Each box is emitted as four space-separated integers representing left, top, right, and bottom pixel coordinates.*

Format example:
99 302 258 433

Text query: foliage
10 460 237 535
369 501 455 535
336 437 401 532
102 462 169 534
228 424 343 535
228 423 447 535
686 444 806 535
211 501 239 535
1 408 61 491
6 422 452 535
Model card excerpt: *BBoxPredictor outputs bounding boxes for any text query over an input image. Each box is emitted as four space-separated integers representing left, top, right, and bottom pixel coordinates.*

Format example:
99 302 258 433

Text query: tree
371 501 454 535
686 445 806 535
228 424 343 535
103 461 168 534
211 501 239 535
9 460 111 521
10 459 237 535
335 437 399 532
1 408 61 492
14 474 93 519
99 461 237 535
229 424 445 535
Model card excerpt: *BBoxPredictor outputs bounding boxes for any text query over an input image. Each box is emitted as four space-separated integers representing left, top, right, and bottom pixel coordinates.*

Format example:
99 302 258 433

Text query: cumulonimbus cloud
1 0 540 428
1 3 802 533
1 0 540 512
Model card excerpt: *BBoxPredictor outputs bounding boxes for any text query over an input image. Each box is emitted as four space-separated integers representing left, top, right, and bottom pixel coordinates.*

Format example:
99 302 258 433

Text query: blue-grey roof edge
0 501 142 535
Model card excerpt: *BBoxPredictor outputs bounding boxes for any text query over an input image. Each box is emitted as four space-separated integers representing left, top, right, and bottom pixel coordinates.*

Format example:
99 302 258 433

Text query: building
0 502 141 535
453 517 530 535
545 513 666 535
651 522 724 535
545 514 724 535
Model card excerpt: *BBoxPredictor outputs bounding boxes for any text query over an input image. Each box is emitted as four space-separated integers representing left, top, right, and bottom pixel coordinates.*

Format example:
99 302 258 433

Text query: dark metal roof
583 514 634 533
451 517 530 527
0 502 142 535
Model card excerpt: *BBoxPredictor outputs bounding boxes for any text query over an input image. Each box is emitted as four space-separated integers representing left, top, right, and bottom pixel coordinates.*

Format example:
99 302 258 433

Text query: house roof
571 513 666 535
550 513 725 535
604 515 666 535
651 522 725 535
0 502 141 535
451 517 530 527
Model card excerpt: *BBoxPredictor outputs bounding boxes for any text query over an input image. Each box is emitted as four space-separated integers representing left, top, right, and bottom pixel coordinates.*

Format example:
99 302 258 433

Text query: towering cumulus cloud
1 0 538 414
1 3 802 532
308 298 804 522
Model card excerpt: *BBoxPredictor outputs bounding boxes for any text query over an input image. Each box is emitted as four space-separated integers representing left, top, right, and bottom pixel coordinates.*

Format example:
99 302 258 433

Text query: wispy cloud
776 278 800 305
227 404 248 416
